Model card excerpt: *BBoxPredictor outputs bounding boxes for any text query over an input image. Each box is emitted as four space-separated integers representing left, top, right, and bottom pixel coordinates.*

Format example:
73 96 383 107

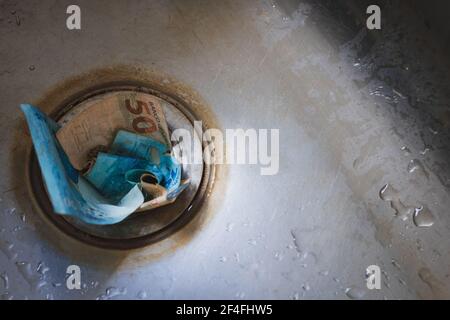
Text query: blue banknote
108 130 181 192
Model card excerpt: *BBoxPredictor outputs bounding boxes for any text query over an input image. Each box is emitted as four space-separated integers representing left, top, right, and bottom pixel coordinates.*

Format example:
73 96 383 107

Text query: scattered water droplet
235 291 245 299
345 287 365 300
4 207 16 215
96 287 127 300
379 184 414 220
1 272 9 290
413 206 434 227
1 292 14 300
15 261 47 291
0 240 18 260
319 270 329 277
274 251 283 261
299 251 318 266
428 127 438 135
391 258 401 270
302 283 311 291
219 256 227 263
420 147 431 155
137 290 147 299
290 230 302 255
418 267 436 290
407 159 429 178
248 239 257 246
416 239 424 251
226 223 234 232
401 146 411 156
36 261 50 276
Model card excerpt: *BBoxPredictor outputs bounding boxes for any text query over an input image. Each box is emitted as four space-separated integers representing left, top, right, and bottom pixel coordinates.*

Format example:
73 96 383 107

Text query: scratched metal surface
1 0 450 299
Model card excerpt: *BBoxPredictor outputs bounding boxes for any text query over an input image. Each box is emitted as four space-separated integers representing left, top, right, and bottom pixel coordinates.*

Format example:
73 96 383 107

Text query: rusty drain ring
27 83 215 250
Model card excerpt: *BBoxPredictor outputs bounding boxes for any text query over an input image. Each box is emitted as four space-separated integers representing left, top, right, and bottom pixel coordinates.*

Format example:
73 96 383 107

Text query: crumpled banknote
21 92 189 225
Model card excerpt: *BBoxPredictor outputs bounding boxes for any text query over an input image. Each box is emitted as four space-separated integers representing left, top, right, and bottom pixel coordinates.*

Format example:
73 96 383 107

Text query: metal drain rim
27 83 215 250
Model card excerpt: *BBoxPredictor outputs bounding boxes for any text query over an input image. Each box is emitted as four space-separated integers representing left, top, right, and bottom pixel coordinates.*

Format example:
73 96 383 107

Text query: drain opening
28 84 215 250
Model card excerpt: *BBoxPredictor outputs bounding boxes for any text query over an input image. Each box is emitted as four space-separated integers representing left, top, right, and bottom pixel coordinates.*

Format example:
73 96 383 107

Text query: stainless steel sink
1 0 450 299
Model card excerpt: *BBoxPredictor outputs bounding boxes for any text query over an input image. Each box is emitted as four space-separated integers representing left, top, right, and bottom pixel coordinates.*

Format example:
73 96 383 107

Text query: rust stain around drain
11 65 228 268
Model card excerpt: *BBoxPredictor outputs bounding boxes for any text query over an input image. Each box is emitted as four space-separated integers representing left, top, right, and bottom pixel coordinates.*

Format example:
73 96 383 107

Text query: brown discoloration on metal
12 65 228 269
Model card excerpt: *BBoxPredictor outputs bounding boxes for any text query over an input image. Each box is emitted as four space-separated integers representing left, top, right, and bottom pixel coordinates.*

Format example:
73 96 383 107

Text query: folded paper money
21 94 188 225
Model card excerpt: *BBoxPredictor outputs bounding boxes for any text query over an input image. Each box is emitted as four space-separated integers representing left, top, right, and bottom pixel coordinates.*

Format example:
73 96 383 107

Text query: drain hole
27 84 215 250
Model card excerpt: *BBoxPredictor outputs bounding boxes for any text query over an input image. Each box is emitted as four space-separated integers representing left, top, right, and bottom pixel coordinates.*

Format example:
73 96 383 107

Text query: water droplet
1 292 13 300
4 207 16 215
15 261 47 291
418 268 435 289
137 290 147 299
345 287 365 300
302 283 311 291
290 230 302 255
219 256 227 263
248 239 257 246
379 184 414 220
407 159 429 178
235 292 245 299
28 65 35 71
428 127 438 135
391 258 401 270
274 252 283 261
1 272 9 290
413 206 435 227
36 261 50 275
226 223 234 232
292 292 301 300
96 287 127 300
299 251 318 265
420 147 431 155
401 146 411 156
319 270 329 277
0 240 18 260
416 239 424 251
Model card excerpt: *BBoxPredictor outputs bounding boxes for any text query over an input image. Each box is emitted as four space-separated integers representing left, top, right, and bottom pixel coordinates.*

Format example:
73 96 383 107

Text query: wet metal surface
1 0 450 299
